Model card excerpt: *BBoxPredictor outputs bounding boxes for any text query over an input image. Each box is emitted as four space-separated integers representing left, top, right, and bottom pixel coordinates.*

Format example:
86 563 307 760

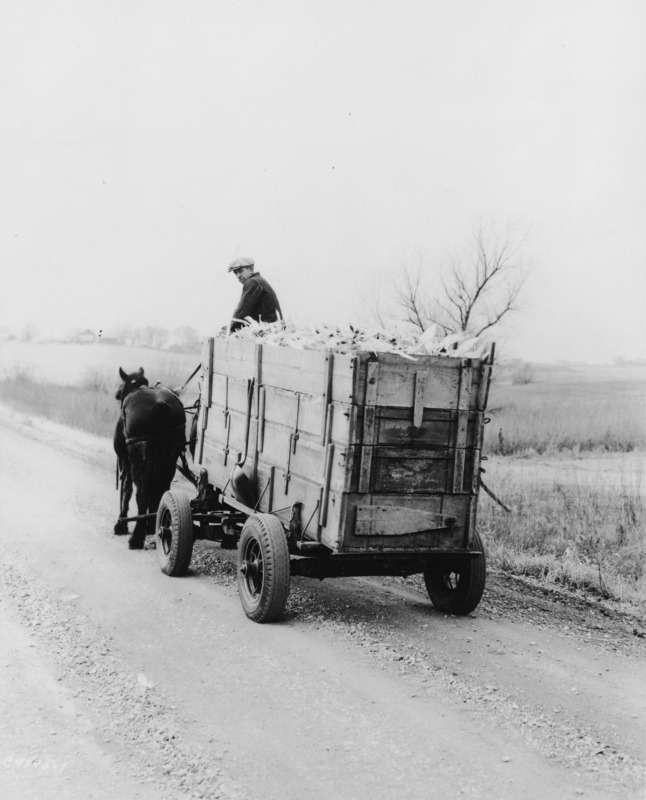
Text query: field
0 341 201 437
485 361 646 454
1 341 644 608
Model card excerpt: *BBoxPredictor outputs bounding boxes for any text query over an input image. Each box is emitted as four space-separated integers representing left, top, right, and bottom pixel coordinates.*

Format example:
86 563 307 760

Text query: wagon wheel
423 530 487 615
156 490 194 577
237 514 290 623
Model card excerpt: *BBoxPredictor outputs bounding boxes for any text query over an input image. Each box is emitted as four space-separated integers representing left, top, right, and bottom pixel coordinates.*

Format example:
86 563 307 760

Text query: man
227 257 283 332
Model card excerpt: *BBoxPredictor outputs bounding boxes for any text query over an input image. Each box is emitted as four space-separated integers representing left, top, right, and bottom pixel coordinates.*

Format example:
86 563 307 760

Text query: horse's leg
128 484 148 549
114 458 132 535
128 445 149 550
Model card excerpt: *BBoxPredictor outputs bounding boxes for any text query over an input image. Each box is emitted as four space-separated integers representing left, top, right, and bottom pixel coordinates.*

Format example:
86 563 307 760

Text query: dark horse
114 367 186 549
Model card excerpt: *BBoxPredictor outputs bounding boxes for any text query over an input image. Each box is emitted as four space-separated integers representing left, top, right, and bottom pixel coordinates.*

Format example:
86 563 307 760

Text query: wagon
159 336 494 623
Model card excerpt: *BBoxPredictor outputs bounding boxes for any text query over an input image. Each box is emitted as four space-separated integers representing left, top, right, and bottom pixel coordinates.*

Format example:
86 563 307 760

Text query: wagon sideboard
193 337 492 555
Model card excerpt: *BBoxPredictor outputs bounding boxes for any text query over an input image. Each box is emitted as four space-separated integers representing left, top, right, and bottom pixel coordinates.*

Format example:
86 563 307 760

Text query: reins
175 363 201 396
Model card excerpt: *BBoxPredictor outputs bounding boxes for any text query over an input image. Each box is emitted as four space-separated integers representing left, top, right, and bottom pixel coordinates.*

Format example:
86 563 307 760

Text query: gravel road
0 408 644 800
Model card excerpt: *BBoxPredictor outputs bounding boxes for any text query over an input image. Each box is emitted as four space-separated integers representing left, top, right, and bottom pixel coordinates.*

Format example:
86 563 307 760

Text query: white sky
1 0 644 363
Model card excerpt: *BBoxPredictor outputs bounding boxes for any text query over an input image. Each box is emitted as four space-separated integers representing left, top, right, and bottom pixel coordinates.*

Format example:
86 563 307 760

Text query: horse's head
116 367 149 402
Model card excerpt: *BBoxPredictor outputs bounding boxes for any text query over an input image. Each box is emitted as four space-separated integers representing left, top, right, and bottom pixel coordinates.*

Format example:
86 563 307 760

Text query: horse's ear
138 367 144 376
119 367 127 381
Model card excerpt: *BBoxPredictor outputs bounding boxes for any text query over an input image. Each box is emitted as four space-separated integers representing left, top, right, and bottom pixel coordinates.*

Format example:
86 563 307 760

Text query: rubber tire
237 514 290 623
156 490 194 577
423 530 487 615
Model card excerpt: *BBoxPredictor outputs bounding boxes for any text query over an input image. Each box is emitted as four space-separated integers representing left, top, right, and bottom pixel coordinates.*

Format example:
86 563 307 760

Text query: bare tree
383 220 528 337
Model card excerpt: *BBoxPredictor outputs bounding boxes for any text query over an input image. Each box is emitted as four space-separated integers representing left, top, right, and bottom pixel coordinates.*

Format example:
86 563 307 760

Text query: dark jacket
230 272 282 331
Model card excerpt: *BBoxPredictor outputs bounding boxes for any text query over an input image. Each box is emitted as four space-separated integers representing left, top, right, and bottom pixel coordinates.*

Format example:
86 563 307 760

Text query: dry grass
486 362 646 454
479 458 646 607
0 344 200 437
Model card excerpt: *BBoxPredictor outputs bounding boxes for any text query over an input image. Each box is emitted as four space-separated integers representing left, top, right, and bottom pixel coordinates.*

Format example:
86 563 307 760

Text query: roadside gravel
188 543 646 793
1 561 240 800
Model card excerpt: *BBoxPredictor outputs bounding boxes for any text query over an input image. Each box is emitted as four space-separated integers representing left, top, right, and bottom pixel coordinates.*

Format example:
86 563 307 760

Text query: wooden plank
319 443 335 527
413 370 427 427
351 352 478 409
197 403 208 464
358 361 379 493
257 386 266 453
457 361 473 411
466 496 477 548
321 351 334 443
477 364 492 411
337 493 465 553
212 378 356 447
375 409 454 448
453 446 466 493
211 339 486 408
370 451 452 493
440 493 473 522
247 461 345 549
222 377 230 428
355 506 452 536
201 407 258 470
210 364 482 448
254 343 263 417
212 339 356 402
473 411 485 450
470 449 482 494
249 417 348 492
452 362 472 492
202 338 214 406
268 465 275 511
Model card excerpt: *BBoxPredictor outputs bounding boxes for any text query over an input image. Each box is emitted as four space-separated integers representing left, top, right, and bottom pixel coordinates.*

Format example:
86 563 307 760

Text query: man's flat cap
227 257 255 272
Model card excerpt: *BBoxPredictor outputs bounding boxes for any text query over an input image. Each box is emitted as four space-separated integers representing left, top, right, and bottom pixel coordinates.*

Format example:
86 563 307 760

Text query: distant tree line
106 325 203 351
0 324 203 352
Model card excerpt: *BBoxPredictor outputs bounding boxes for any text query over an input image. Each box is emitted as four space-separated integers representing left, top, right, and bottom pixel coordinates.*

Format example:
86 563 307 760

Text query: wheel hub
240 556 261 579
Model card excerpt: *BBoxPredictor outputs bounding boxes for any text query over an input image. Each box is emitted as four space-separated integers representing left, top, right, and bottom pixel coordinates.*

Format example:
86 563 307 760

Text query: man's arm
230 278 263 329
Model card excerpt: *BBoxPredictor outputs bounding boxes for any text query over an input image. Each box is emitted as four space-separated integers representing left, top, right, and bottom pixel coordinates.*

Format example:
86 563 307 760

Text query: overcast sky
1 0 644 363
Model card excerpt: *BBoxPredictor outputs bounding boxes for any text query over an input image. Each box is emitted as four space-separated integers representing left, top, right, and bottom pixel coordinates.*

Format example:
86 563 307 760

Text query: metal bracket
321 351 334 444
283 393 301 493
358 361 379 494
413 370 427 428
288 502 302 543
222 412 231 465
223 376 230 427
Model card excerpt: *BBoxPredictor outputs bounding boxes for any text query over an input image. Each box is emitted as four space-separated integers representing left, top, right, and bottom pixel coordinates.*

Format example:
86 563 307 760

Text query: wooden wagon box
193 337 492 555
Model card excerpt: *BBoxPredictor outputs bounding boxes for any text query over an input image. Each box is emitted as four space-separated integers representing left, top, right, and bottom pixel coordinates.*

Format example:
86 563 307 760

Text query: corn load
220 319 491 360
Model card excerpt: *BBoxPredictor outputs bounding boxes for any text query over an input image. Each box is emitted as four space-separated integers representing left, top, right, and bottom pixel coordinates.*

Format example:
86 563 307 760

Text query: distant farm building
75 329 97 344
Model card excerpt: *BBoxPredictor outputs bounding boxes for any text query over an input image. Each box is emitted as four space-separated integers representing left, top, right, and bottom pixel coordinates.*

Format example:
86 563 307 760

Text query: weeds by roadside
486 397 644 455
486 363 645 455
479 461 646 609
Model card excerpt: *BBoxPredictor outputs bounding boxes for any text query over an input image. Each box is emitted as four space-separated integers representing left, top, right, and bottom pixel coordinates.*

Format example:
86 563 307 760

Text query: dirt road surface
0 409 644 800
